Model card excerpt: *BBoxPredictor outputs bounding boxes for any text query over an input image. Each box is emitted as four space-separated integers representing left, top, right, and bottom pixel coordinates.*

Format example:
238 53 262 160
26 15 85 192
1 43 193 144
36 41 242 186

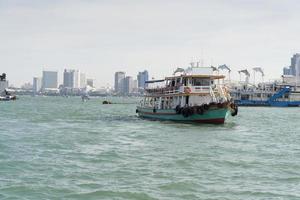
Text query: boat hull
235 100 300 107
0 95 17 101
137 106 230 124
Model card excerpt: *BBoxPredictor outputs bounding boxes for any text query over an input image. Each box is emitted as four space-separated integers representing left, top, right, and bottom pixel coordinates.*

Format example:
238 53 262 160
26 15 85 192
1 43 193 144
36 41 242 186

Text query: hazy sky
1 0 300 87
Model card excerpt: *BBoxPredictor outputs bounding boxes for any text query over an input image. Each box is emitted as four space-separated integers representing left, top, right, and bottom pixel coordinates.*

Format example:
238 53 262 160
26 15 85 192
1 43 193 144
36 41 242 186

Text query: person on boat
4 89 10 96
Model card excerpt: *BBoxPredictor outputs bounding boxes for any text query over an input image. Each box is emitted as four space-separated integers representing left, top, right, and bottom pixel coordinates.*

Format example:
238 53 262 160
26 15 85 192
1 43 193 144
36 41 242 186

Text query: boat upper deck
144 67 228 97
165 74 225 80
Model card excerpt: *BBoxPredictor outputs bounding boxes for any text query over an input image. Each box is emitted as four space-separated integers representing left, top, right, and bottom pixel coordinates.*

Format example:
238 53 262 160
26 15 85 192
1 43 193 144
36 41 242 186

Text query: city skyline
1 0 300 87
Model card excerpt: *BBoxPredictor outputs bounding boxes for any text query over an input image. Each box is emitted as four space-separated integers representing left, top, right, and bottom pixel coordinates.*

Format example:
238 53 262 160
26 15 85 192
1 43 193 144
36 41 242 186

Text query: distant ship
229 68 300 107
136 65 238 124
231 83 300 107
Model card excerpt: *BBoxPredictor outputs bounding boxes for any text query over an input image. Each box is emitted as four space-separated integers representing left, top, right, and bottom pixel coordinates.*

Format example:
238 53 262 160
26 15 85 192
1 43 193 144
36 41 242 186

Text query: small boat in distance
136 66 238 124
0 73 17 101
0 94 17 101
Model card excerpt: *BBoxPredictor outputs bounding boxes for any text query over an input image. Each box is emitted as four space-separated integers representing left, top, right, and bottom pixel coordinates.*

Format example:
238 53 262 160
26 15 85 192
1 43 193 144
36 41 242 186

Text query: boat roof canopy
165 74 225 80
145 79 165 84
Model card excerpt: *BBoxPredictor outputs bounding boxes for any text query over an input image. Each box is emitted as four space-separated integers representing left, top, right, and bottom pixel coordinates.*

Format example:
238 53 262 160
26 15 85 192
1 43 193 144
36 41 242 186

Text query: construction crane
238 69 250 84
218 64 231 82
252 67 264 85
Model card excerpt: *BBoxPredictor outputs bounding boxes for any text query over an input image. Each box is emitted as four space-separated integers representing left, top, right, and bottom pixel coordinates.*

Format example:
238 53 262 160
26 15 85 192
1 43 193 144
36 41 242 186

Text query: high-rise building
283 54 300 76
114 71 125 93
283 67 291 75
74 70 80 88
63 69 81 89
80 72 86 88
137 70 149 88
87 79 94 87
42 71 58 89
124 76 134 94
33 77 42 94
63 69 73 88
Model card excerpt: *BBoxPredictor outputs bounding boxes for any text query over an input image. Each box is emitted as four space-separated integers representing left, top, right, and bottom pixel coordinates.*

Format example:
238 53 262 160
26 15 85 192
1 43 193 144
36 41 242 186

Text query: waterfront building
42 71 58 90
114 71 125 93
283 67 291 75
80 72 86 88
63 69 80 89
33 77 42 94
21 83 33 90
137 70 149 88
283 53 300 76
87 79 94 87
124 76 134 94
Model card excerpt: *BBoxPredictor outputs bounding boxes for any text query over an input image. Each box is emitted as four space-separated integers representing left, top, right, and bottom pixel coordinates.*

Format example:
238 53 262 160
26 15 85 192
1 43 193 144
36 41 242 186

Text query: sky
1 0 300 87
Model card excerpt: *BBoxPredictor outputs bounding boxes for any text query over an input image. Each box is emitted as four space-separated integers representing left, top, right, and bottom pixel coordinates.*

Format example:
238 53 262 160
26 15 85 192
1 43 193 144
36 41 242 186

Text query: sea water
0 96 300 200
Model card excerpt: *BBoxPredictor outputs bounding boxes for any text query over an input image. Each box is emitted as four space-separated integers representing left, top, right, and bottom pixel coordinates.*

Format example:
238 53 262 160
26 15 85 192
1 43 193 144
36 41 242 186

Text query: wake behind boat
136 66 238 124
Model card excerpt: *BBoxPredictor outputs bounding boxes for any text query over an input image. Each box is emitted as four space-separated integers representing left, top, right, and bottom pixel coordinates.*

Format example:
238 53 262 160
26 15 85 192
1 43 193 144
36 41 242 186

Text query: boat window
171 80 175 87
192 78 210 86
176 78 181 86
183 78 187 86
241 94 249 100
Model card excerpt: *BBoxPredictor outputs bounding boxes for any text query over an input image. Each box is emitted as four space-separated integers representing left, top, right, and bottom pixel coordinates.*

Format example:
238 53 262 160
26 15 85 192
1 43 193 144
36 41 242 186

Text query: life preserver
184 87 192 94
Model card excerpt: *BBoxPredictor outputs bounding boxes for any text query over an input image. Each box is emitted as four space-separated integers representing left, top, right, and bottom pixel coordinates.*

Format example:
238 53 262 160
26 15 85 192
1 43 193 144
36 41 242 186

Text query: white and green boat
136 66 238 124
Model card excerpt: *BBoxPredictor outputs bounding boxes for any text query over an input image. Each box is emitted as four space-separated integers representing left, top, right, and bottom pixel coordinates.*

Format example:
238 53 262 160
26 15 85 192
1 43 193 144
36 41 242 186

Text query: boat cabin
142 67 229 110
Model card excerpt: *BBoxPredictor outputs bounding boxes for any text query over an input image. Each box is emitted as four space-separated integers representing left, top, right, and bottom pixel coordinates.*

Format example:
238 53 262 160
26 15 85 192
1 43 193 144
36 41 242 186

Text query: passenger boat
231 84 300 107
0 95 17 101
230 73 300 107
136 66 238 124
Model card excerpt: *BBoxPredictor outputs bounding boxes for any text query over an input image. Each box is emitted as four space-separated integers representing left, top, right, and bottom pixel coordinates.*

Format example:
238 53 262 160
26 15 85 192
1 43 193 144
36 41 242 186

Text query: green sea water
0 96 300 200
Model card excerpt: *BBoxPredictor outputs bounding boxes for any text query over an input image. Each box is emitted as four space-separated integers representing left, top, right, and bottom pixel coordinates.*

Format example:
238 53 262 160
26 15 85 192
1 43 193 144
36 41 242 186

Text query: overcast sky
1 0 300 87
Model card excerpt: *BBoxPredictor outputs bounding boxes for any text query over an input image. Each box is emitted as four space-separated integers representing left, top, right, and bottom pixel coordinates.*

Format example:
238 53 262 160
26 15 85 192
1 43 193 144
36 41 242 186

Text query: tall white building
114 72 125 93
42 71 58 89
33 77 42 94
80 72 86 88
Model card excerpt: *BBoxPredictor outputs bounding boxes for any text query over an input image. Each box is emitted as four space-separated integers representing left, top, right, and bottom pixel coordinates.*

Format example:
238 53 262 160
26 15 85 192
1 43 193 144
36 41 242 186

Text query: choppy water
0 96 300 200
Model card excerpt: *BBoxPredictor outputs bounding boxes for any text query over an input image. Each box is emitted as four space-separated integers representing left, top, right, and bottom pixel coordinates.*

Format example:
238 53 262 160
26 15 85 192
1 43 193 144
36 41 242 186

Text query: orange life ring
184 87 192 94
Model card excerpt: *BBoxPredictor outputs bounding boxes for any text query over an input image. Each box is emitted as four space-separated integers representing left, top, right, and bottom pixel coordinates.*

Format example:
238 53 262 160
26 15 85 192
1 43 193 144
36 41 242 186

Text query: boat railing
145 86 181 95
178 85 211 93
146 85 212 95
210 87 217 102
217 85 228 102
